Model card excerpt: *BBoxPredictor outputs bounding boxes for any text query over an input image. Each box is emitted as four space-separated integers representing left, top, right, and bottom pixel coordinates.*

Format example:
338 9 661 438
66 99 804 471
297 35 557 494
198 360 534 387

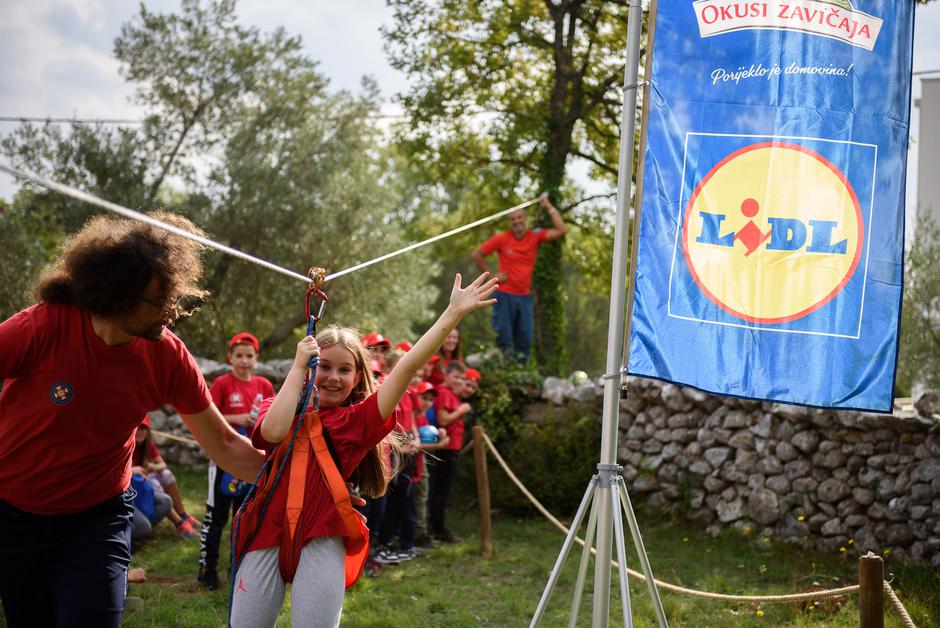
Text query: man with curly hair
0 212 265 628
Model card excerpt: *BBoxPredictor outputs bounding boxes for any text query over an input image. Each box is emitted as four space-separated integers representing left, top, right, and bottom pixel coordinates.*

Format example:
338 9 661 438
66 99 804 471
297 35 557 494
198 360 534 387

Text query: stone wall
594 377 940 568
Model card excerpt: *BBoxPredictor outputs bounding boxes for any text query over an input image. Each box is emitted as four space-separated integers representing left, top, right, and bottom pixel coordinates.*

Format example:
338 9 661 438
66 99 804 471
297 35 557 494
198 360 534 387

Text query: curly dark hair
34 211 209 318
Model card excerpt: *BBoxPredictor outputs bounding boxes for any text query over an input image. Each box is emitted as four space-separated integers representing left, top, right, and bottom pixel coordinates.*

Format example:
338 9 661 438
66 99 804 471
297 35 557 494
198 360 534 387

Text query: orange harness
281 410 369 587
234 411 369 588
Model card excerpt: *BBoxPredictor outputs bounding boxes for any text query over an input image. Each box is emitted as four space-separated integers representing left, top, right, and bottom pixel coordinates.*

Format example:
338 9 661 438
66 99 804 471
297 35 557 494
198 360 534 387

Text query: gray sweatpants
230 537 345 628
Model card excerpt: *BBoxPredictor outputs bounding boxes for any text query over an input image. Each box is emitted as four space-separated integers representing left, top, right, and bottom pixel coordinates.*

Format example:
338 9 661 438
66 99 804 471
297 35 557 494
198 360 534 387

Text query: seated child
131 417 198 539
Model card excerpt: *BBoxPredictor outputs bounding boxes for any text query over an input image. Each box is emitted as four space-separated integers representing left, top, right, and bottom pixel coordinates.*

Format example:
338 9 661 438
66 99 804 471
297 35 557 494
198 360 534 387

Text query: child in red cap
197 332 275 591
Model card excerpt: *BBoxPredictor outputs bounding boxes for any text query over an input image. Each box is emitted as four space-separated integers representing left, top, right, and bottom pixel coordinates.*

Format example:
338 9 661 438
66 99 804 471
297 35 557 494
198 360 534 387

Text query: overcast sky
1 0 939 220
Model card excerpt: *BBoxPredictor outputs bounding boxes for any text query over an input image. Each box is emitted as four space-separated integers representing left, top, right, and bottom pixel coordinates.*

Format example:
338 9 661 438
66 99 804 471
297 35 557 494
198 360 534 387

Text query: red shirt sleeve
149 440 160 461
537 228 551 244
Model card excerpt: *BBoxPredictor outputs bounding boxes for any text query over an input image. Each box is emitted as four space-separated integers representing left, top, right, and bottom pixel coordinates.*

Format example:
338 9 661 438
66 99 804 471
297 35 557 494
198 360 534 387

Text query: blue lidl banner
627 0 915 412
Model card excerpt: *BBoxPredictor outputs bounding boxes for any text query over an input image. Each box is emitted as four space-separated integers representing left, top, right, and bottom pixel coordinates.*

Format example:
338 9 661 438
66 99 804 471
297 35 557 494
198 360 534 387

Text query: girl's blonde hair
315 325 388 497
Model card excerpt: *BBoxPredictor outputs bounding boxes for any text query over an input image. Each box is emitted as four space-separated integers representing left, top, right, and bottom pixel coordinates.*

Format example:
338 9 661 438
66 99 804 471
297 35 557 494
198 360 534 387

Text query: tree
1 0 440 359
385 0 636 374
897 216 940 395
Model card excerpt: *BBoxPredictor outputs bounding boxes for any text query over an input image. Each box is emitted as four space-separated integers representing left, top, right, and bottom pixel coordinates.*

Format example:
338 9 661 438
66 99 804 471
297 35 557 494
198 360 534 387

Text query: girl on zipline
230 272 498 628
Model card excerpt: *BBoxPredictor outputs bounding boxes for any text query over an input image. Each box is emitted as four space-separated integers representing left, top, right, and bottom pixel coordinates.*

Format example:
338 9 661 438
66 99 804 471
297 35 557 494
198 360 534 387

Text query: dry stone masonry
540 375 940 569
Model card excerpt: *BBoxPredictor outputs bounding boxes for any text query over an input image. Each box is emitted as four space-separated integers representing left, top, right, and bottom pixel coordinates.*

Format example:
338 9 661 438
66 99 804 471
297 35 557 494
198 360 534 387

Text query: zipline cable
0 162 540 284
0 163 312 284
324 196 540 281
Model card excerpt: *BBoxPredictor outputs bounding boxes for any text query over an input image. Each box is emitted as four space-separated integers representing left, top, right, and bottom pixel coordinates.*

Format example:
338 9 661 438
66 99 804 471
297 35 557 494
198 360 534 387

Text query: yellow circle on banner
682 142 863 324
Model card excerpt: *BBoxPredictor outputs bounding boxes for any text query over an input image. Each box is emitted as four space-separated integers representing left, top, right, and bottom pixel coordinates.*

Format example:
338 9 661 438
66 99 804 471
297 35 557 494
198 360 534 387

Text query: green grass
117 468 939 627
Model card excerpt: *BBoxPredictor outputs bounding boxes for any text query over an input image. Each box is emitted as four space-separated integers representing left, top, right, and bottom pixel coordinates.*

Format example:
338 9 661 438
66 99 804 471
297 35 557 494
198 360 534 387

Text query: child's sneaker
373 548 402 565
180 512 202 529
401 547 425 559
175 517 197 539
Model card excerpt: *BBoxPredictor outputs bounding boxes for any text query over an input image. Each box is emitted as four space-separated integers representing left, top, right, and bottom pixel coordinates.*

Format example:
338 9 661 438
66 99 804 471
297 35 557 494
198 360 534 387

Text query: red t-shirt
480 229 550 295
0 303 211 515
210 372 275 421
434 384 463 451
246 392 394 552
427 355 463 387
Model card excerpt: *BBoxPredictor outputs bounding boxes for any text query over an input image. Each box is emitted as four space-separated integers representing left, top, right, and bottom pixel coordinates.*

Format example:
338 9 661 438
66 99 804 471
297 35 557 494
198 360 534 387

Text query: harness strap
280 411 369 587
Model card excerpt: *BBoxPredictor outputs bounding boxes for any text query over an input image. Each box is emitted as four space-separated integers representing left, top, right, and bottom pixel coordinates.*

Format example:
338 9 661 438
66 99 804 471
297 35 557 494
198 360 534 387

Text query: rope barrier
0 161 540 285
884 582 917 628
150 428 199 447
480 431 867 605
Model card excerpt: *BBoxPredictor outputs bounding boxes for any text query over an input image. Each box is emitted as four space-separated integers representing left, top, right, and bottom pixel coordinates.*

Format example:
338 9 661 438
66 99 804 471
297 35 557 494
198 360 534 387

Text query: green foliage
896 217 940 395
471 355 545 442
486 403 602 514
385 0 640 373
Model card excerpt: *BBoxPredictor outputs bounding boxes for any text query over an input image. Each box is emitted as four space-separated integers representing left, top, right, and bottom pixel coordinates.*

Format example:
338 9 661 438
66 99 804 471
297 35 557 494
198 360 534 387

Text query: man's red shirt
0 303 211 514
480 229 550 295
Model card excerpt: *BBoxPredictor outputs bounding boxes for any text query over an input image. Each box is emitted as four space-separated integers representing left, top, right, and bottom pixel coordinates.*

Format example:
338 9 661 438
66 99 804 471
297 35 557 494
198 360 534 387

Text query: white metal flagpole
591 0 648 623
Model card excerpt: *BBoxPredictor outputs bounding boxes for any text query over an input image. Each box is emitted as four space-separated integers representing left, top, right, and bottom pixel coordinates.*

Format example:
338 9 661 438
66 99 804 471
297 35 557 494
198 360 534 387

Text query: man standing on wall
471 193 566 363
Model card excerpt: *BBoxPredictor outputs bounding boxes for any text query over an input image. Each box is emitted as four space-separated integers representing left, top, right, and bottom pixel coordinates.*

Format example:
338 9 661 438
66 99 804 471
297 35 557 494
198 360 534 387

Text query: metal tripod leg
610 476 633 625
530 476 599 627
568 489 601 628
618 480 668 627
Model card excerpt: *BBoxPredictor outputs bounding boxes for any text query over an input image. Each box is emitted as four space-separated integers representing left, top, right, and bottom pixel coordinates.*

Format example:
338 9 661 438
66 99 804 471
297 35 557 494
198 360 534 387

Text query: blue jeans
0 491 134 628
491 290 534 363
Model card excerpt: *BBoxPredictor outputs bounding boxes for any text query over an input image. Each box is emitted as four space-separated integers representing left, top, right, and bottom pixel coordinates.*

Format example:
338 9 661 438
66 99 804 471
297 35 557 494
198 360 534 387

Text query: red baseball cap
229 332 260 352
416 381 436 395
394 341 413 352
361 332 390 349
140 416 150 428
465 368 481 382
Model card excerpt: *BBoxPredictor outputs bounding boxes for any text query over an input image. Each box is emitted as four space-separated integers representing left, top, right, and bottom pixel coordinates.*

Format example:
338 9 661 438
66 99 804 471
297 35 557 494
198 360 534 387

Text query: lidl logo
669 133 876 338
693 0 883 50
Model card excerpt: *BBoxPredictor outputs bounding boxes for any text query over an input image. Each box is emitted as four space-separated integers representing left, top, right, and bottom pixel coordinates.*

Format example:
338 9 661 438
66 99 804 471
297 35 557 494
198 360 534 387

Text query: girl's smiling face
315 344 363 408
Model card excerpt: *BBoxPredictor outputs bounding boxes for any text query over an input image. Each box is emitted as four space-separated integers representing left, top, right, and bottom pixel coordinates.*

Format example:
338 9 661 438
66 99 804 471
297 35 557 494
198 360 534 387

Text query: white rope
0 163 312 284
324 196 540 281
0 162 538 285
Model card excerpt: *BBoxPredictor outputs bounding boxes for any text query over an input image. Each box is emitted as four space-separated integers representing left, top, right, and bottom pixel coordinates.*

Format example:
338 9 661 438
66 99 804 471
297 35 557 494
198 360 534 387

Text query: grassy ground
114 468 939 627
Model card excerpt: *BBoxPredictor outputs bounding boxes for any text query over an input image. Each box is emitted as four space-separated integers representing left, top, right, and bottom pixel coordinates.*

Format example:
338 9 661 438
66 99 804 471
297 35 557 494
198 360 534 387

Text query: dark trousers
198 484 246 572
378 475 417 550
356 494 388 554
0 492 133 628
491 290 534 363
428 449 458 534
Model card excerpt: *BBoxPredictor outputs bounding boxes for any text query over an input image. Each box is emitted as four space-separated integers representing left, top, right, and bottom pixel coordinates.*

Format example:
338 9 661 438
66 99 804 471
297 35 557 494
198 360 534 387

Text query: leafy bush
483 402 602 515
468 354 544 442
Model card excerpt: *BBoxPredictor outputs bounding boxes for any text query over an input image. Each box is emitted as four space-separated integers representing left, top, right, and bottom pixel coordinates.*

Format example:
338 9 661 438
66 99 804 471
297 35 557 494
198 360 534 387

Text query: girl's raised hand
292 335 320 370
449 272 499 315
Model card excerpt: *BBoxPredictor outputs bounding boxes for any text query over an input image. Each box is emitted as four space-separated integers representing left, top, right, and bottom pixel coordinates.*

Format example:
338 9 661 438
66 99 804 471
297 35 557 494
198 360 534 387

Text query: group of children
358 328 483 574
131 272 497 627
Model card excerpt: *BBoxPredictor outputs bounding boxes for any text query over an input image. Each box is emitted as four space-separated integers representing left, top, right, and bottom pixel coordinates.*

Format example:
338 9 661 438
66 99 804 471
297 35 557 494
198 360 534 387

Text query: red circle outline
681 141 864 325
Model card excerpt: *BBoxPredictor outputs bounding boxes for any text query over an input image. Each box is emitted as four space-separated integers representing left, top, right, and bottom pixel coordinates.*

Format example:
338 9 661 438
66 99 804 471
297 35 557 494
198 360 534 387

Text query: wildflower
847 539 854 545
762 536 770 543
840 547 847 553
682 537 689 542
742 525 752 535
883 549 892 557
756 609 764 617
797 515 805 521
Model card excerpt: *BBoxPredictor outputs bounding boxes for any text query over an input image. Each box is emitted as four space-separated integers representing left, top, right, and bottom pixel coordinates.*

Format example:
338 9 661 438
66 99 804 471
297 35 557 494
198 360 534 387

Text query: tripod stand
530 0 666 625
